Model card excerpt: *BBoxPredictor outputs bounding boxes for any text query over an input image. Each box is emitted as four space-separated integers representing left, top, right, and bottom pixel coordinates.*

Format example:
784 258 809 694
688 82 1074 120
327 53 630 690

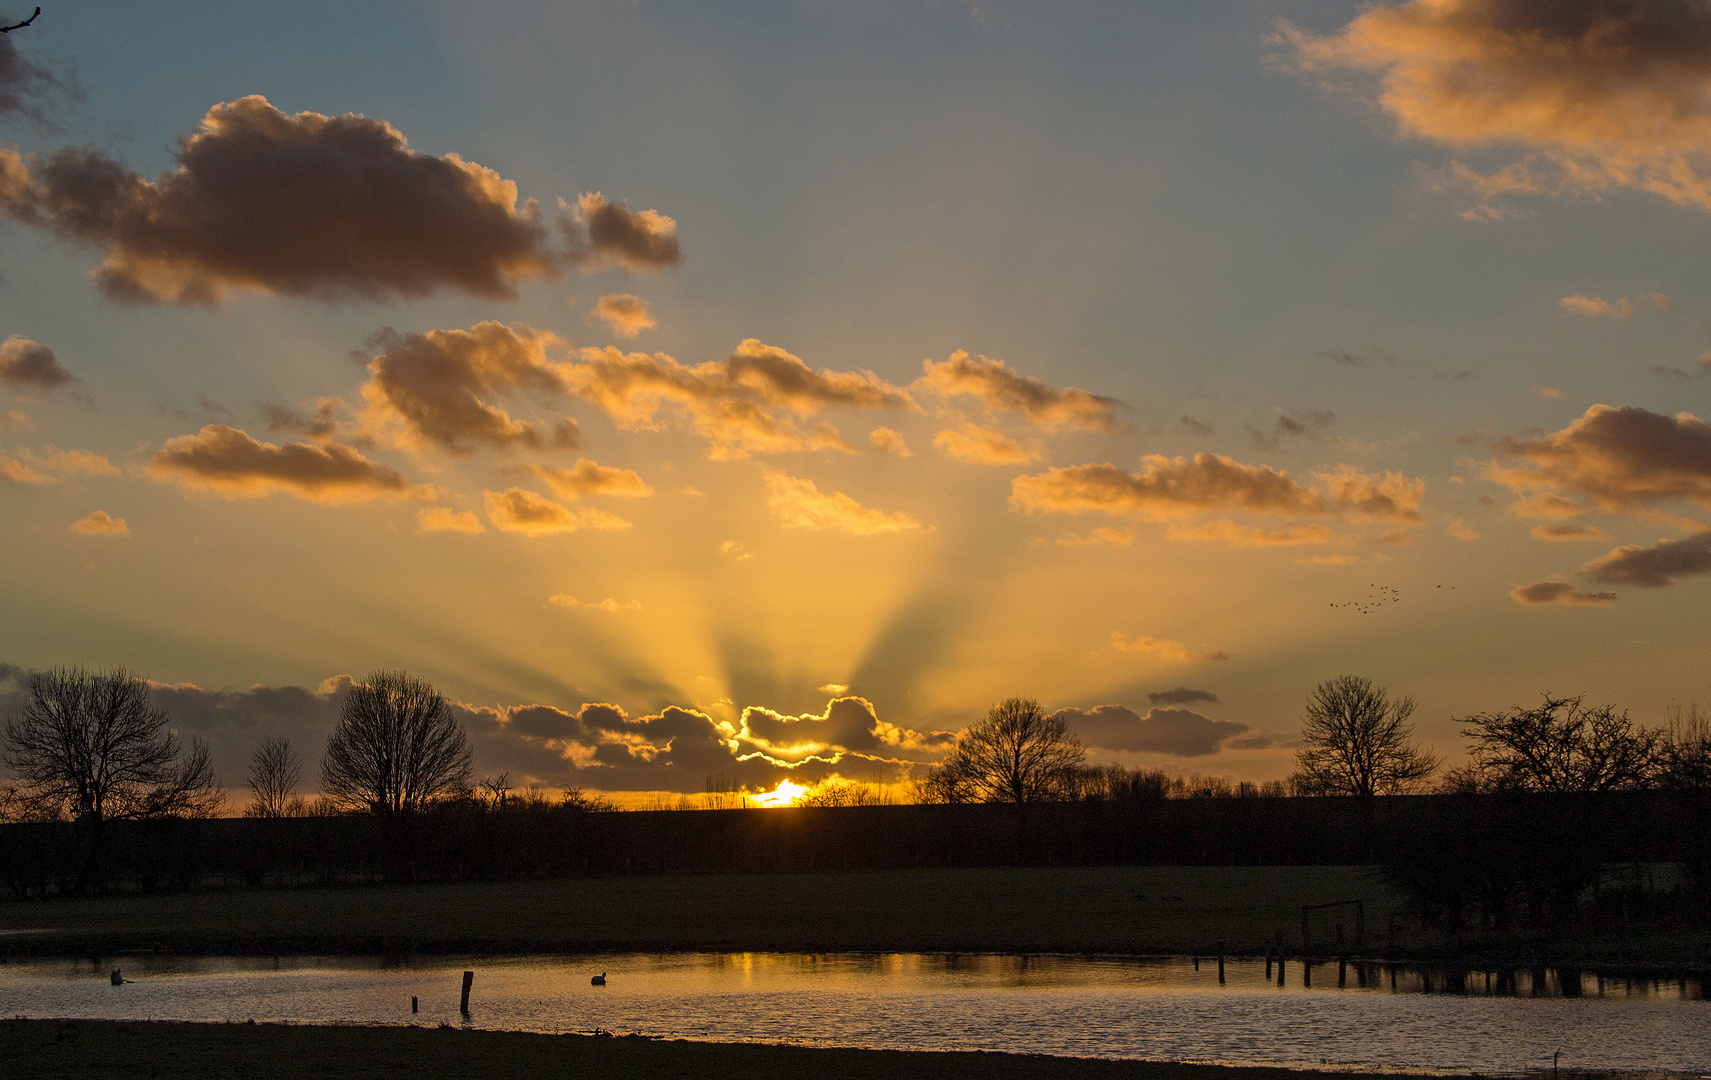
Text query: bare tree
320 671 473 814
1449 694 1662 793
916 698 1085 804
245 737 304 818
1292 675 1438 802
1660 702 1711 790
3 667 220 821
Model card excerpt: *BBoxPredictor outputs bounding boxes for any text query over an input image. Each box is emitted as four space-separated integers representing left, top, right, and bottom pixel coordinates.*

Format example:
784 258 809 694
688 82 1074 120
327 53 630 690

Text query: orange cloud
1283 1 1711 214
932 423 1040 464
1163 520 1337 546
1488 405 1711 516
866 427 911 457
1 335 85 400
1011 454 1424 523
0 409 28 431
483 487 632 536
763 470 928 536
1532 386 1564 400
548 594 642 612
148 424 425 503
1510 580 1618 606
564 192 682 272
359 323 579 457
1580 531 1711 588
522 458 653 500
1 445 120 484
1531 523 1610 542
1054 526 1136 547
916 351 1128 433
416 507 486 534
1559 294 1676 319
69 510 128 537
592 292 657 338
1111 633 1230 662
565 338 914 460
0 96 566 303
1447 518 1479 540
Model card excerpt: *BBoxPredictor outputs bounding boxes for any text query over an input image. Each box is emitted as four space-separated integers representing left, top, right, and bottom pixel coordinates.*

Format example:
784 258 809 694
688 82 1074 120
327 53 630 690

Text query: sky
2 1 1709 804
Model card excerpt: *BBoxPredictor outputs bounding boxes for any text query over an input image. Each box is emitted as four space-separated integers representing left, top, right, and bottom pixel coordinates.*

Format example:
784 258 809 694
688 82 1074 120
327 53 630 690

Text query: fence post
1217 942 1225 985
461 970 474 1015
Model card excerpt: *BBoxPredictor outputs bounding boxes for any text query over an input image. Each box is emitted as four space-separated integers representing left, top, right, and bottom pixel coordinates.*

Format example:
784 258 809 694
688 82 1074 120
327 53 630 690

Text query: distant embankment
0 791 1697 895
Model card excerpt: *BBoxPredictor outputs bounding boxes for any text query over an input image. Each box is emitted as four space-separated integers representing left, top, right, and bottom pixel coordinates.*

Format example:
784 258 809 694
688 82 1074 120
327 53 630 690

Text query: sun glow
751 780 808 807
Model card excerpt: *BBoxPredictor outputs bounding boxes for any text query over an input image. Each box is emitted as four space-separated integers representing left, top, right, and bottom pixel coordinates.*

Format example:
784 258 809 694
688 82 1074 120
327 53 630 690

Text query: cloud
915 351 1128 433
866 427 911 457
0 96 574 304
763 470 927 536
1011 454 1424 524
1282 1 1711 215
592 292 657 338
0 30 60 121
817 683 850 694
1148 686 1219 707
1531 523 1610 542
0 445 120 484
416 507 485 534
1447 518 1479 540
69 510 128 537
564 192 682 272
1301 552 1362 565
1580 530 1711 588
738 696 953 761
0 336 87 401
261 399 340 440
521 458 653 500
719 539 753 560
358 323 580 457
147 423 426 503
1510 580 1618 606
0 408 28 431
1179 415 1215 437
548 594 642 612
483 487 633 537
1559 294 1676 319
1249 409 1336 450
1488 405 1711 515
932 423 1040 464
1050 704 1248 757
1163 520 1337 547
1053 526 1136 547
1110 633 1230 662
1533 386 1564 400
564 338 914 460
1651 355 1711 383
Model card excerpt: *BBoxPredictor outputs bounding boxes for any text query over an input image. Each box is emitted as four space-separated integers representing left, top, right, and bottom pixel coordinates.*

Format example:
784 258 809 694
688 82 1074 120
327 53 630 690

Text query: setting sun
751 780 808 808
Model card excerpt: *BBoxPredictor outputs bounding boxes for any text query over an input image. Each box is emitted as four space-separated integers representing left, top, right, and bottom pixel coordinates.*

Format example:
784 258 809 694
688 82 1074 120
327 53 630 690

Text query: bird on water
591 972 606 986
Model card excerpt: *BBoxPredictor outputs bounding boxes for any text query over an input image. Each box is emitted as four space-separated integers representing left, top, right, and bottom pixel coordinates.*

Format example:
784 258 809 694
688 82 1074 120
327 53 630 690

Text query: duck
591 972 606 986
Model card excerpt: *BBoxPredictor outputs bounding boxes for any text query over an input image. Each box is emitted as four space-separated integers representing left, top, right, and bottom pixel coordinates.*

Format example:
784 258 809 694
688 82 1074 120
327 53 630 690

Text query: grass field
0 866 1400 958
3 1019 1667 1080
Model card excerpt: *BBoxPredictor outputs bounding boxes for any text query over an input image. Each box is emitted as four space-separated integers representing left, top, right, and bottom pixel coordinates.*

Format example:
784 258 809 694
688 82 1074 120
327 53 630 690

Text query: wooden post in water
1265 946 1272 980
411 996 418 1014
461 970 474 1016
1217 943 1225 985
1337 923 1346 987
1193 955 1199 971
1275 931 1285 986
1303 959 1311 988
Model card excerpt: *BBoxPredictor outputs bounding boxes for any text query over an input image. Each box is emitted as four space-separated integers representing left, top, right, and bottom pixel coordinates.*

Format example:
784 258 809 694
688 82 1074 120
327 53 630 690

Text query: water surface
1 953 1704 1075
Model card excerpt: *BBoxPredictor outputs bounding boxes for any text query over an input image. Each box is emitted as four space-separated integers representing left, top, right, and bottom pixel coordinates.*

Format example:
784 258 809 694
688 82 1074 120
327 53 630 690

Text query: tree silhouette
918 697 1084 804
245 736 304 818
1292 675 1438 802
320 671 472 813
3 667 219 821
1448 694 1661 793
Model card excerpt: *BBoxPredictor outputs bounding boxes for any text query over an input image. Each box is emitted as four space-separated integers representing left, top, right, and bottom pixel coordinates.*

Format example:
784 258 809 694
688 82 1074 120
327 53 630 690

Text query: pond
1 953 1705 1075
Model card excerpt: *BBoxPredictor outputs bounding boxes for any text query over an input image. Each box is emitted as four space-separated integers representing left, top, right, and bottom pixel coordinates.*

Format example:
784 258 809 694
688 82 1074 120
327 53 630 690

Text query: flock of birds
1329 583 1456 615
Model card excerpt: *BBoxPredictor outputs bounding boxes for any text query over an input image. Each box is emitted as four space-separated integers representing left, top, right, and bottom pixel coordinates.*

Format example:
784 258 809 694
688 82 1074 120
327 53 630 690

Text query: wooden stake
461 971 474 1016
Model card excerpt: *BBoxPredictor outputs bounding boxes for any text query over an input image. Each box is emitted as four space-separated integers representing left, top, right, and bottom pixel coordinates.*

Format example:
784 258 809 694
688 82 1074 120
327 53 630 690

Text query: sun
751 779 808 807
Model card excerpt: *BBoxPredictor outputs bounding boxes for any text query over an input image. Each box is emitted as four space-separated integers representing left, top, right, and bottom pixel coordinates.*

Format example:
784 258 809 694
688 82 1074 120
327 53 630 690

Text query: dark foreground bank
0 1021 1673 1080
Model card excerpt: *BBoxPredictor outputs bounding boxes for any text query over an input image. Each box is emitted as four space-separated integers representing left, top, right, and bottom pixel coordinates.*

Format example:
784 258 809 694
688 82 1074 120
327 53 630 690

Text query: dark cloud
1050 704 1249 757
359 323 580 456
0 335 87 402
147 423 427 504
1250 408 1336 450
1147 686 1219 707
1580 531 1711 588
565 193 683 272
1489 405 1711 515
0 96 567 304
915 351 1129 434
0 31 60 120
1178 415 1215 437
261 399 339 440
1509 580 1618 606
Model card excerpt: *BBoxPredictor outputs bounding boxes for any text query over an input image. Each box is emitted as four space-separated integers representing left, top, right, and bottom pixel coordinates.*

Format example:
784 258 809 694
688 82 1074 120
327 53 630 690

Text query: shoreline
0 1019 1684 1080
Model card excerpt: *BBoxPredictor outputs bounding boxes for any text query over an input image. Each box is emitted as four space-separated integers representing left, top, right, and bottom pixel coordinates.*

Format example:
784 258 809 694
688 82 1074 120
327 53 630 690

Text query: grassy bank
2 865 1705 968
0 1020 1669 1080
0 866 1396 958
